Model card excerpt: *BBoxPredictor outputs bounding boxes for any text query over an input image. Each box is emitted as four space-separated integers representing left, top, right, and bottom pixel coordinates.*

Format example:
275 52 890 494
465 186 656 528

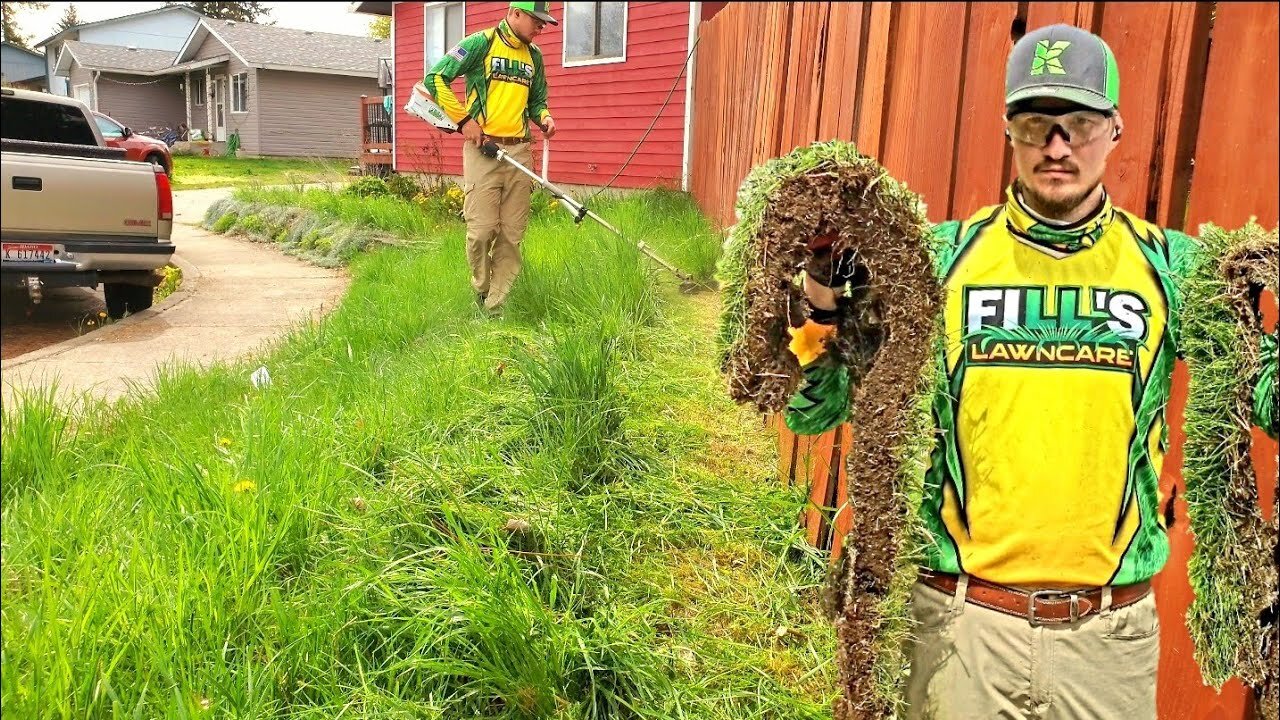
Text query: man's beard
1022 179 1102 220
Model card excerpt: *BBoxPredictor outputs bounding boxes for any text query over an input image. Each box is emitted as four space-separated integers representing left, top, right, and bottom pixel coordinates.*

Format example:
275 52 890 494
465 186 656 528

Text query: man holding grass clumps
785 24 1279 719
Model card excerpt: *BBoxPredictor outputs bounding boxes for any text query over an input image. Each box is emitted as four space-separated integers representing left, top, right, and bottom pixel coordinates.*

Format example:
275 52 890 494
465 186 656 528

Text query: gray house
53 40 186 134
171 19 387 157
37 5 203 97
1 42 48 90
40 11 387 159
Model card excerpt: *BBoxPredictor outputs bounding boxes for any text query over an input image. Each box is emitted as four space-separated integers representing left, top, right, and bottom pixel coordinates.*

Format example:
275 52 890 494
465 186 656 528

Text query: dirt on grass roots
1182 222 1279 720
718 141 940 718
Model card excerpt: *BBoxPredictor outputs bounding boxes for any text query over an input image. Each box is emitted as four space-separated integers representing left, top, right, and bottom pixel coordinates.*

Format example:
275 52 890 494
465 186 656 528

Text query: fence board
779 2 825 151
1185 1 1279 231
829 426 854 558
817 2 864 142
879 2 966 223
1026 1 1102 31
950 2 1021 218
1098 3 1175 216
853 2 893 159
1152 2 1210 229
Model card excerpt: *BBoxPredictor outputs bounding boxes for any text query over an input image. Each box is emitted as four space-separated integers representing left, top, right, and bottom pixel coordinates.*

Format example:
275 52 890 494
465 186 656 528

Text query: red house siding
393 2 461 178
393 1 696 190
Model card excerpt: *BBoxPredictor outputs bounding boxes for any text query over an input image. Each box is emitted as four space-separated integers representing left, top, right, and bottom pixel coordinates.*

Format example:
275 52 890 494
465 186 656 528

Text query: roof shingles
206 20 388 75
64 40 178 73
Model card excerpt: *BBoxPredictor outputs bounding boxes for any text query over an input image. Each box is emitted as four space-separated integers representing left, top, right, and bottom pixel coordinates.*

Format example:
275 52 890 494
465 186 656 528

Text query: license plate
1 243 55 262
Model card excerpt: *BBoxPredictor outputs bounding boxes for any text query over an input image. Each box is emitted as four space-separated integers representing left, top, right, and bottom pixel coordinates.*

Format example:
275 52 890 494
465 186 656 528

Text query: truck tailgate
1 152 167 241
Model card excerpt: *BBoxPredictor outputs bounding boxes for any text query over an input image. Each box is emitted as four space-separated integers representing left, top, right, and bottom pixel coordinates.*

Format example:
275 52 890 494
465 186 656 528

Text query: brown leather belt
920 570 1151 626
485 135 528 146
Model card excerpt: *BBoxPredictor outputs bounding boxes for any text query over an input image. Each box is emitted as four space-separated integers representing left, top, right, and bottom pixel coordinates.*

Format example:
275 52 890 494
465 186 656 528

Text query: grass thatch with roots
1181 220 1279 720
717 140 944 719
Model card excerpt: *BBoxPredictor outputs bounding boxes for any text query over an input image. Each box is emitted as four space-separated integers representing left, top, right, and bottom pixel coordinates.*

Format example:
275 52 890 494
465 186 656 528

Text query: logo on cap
1031 40 1070 76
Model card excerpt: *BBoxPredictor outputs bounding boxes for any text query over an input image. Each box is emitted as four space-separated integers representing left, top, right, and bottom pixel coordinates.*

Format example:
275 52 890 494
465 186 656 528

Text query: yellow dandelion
232 479 257 493
98 311 108 318
218 437 232 448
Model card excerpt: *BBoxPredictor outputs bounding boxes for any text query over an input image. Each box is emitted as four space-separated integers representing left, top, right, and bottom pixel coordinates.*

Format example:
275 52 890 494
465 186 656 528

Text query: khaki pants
905 578 1159 720
462 140 534 310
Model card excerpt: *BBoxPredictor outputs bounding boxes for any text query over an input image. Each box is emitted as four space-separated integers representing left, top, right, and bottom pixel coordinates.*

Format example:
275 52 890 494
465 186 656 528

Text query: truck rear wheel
104 283 154 319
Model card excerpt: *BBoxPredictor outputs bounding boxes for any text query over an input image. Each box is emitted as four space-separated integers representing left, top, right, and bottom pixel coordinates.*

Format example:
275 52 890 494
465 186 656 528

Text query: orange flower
786 319 836 367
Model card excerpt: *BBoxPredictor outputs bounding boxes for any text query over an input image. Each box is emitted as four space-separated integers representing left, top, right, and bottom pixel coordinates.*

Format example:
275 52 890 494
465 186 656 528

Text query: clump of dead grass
716 140 944 719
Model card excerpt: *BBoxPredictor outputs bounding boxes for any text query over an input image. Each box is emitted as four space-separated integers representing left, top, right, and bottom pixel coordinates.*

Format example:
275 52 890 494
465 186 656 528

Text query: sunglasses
1005 110 1115 147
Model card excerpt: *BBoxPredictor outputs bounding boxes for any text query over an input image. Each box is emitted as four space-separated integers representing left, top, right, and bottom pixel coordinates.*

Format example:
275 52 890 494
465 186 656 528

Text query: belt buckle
1027 589 1082 626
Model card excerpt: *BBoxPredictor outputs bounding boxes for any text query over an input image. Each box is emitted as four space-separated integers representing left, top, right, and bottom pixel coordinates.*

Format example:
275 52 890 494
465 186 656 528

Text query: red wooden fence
691 3 1279 718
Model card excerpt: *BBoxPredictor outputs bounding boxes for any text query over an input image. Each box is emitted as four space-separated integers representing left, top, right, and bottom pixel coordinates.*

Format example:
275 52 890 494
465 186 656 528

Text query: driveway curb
0 254 203 370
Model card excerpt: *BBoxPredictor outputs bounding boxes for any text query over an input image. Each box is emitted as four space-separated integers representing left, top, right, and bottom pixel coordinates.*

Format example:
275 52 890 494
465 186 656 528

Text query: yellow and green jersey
423 20 551 140
922 186 1200 588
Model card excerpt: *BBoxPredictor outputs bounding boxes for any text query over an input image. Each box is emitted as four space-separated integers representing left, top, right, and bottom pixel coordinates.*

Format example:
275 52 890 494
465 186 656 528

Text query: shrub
344 176 390 198
385 173 424 202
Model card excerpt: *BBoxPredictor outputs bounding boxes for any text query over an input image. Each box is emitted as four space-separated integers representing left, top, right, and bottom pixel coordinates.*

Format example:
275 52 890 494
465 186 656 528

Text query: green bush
211 213 238 232
344 176 390 198
385 173 424 202
235 214 266 234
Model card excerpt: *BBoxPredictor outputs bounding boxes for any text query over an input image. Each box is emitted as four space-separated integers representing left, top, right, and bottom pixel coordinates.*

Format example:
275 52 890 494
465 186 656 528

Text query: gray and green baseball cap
510 1 557 25
1006 24 1119 112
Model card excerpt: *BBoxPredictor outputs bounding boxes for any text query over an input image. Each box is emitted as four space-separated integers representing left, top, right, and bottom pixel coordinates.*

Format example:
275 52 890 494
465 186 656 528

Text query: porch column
204 68 213 137
184 71 192 132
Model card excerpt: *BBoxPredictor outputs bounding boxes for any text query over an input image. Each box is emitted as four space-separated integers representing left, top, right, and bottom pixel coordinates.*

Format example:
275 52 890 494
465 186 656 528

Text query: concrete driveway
1 187 349 406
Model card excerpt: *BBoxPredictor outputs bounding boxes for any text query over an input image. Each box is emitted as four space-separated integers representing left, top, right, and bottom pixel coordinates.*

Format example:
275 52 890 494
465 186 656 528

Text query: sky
12 2 376 45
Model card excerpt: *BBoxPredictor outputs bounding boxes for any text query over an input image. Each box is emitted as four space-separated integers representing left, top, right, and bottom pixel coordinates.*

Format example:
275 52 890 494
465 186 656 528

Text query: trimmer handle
479 141 500 159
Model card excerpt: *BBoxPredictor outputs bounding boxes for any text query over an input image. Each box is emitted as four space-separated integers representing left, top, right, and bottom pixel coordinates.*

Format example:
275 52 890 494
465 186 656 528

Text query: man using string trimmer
407 2 700 298
417 1 558 315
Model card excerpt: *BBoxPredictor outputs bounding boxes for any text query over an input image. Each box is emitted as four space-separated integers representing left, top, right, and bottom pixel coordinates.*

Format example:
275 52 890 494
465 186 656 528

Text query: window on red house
425 2 466 70
564 1 627 66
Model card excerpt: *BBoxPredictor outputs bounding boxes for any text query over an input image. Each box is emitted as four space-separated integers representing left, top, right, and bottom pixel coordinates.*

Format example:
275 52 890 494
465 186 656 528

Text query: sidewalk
1 189 349 406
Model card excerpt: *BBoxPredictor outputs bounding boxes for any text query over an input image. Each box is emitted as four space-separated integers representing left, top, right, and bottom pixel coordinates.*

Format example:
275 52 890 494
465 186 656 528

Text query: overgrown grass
171 156 350 190
1 185 836 717
227 183 722 284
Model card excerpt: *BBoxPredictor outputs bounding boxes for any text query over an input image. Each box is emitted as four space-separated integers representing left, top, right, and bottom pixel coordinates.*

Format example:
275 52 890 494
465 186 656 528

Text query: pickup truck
1 86 175 318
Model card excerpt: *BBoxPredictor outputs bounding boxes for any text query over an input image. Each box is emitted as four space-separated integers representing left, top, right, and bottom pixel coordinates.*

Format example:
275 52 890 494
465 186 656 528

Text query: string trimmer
406 83 704 292
478 141 701 292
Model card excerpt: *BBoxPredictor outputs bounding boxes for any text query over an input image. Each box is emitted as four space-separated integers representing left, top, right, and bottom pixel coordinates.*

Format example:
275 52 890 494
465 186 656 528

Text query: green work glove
1253 330 1279 439
784 319 851 436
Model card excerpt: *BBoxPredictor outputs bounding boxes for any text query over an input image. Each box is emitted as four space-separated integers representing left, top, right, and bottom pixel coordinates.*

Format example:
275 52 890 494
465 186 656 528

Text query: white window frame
423 1 466 72
73 82 93 110
193 75 205 106
562 1 628 68
231 72 248 114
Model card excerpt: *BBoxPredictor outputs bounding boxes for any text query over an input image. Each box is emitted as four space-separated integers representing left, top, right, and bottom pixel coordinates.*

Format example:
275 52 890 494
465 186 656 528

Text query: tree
164 2 271 24
369 15 390 40
56 3 80 32
0 1 48 49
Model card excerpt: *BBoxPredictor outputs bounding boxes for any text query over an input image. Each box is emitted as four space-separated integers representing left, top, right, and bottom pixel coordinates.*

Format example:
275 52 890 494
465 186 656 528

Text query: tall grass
1 186 835 718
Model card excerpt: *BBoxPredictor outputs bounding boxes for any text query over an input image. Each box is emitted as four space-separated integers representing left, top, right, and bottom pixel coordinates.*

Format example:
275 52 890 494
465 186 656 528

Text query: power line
585 32 700 203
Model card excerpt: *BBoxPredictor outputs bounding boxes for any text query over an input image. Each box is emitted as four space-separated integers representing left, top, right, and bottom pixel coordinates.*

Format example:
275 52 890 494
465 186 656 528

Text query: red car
92 111 173 176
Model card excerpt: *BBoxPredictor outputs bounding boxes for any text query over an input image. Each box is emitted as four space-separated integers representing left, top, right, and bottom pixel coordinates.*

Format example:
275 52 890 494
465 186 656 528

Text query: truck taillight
154 167 173 221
